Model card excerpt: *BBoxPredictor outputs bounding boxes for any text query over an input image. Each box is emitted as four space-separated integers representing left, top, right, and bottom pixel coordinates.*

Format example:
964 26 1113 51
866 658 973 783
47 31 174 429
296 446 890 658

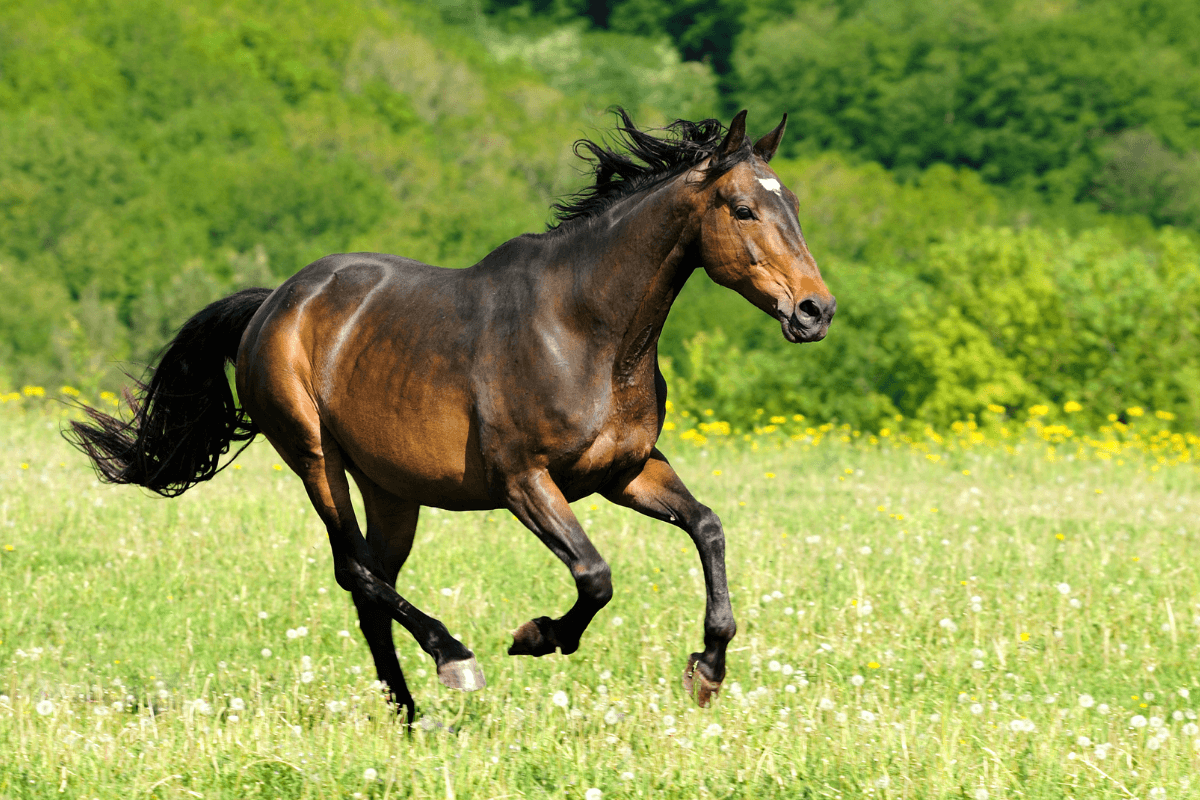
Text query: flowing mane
550 108 753 229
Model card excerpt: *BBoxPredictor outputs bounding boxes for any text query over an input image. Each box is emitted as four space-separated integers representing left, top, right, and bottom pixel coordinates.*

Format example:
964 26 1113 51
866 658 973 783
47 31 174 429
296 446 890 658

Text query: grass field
2 396 1199 799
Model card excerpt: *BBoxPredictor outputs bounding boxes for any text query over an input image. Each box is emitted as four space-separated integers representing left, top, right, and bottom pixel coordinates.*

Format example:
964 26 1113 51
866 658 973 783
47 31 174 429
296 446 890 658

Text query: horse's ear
753 114 788 162
718 110 749 158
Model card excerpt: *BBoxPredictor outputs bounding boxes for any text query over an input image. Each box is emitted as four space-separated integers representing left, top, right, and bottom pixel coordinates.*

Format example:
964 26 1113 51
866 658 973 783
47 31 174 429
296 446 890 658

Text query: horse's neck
564 184 698 383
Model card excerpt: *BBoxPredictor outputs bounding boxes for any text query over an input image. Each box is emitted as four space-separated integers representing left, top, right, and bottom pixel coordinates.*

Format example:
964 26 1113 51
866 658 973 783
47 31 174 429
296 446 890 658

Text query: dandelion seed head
36 699 54 716
552 691 569 708
364 768 378 782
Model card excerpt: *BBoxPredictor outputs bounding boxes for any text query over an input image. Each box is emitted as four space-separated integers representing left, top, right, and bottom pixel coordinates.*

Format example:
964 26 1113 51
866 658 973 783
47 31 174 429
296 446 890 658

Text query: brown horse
68 110 835 723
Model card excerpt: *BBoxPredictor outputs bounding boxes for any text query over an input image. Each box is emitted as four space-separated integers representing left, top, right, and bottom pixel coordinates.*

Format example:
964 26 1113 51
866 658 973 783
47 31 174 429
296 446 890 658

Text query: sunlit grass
1 398 1198 799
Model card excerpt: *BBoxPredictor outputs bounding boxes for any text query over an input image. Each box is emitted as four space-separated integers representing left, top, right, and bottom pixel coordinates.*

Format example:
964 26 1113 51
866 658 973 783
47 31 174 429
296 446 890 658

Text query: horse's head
693 111 835 343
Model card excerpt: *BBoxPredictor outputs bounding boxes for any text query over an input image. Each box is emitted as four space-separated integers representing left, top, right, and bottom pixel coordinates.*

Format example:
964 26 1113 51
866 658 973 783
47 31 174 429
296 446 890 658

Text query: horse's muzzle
781 294 836 343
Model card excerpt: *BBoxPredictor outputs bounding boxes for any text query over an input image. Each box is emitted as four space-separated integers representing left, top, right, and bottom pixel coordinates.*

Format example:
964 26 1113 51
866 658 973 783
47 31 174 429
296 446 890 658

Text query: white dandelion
36 699 54 716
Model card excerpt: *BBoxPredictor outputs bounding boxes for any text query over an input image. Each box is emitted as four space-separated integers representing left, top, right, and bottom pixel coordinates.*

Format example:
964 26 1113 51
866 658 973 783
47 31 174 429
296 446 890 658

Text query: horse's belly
328 396 495 511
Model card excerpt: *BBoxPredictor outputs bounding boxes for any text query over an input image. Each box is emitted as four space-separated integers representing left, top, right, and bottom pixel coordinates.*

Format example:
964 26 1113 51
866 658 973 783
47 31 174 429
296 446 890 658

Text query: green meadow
2 400 1198 799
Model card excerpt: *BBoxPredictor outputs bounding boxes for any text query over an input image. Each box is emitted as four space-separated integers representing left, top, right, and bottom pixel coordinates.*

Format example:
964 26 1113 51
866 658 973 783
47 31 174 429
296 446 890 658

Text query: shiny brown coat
69 111 835 722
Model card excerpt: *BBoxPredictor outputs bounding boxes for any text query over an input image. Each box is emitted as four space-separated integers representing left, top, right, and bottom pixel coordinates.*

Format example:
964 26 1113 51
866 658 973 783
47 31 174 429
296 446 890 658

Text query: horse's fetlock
707 616 737 644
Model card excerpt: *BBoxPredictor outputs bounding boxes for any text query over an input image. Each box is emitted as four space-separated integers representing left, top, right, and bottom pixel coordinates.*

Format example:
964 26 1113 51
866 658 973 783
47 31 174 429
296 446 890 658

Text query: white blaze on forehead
758 177 781 193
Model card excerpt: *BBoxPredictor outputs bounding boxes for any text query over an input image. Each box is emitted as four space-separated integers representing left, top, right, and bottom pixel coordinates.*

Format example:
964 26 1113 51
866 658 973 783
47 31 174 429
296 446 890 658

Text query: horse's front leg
505 469 613 657
604 449 734 707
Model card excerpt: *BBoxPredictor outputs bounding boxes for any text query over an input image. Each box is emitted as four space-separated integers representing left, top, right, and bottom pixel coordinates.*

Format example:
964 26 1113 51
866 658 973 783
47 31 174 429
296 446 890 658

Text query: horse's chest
553 390 660 495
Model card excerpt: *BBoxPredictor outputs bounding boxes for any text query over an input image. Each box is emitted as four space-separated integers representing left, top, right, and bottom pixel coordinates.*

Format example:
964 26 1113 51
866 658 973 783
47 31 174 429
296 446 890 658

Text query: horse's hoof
508 617 558 657
437 657 486 692
682 654 723 708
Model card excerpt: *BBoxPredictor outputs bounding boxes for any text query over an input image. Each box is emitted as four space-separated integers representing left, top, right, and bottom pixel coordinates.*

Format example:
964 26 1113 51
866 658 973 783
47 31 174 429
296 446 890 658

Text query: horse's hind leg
258 412 484 719
351 478 486 722
348 480 418 721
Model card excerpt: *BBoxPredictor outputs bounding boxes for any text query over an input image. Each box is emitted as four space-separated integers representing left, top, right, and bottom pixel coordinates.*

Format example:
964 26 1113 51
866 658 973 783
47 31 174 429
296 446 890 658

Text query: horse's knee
574 560 613 608
693 507 725 546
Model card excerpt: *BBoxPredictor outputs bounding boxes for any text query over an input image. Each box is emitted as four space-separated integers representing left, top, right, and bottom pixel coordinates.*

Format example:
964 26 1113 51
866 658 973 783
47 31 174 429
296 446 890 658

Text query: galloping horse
69 110 835 722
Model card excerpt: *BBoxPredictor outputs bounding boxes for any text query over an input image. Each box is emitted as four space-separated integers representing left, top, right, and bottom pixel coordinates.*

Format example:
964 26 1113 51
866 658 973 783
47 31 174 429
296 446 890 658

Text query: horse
67 109 836 723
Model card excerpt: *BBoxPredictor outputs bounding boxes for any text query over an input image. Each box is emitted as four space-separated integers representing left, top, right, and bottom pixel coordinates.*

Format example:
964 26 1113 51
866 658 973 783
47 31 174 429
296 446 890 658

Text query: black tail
66 287 274 497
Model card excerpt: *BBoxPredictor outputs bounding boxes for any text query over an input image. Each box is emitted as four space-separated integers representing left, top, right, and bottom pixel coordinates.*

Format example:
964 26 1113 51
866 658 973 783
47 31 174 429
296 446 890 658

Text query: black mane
550 108 752 229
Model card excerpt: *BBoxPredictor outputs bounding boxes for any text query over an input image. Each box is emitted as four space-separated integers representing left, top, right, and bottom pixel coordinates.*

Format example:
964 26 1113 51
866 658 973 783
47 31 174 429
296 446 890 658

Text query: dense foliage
1 0 1198 433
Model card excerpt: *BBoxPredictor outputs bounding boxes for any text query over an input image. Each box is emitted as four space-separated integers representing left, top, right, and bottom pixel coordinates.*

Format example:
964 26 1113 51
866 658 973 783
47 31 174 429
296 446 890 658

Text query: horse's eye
734 206 755 221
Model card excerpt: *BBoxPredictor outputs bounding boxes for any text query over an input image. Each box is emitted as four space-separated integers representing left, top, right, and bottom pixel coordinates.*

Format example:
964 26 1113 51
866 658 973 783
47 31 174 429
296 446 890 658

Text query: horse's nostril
797 299 821 321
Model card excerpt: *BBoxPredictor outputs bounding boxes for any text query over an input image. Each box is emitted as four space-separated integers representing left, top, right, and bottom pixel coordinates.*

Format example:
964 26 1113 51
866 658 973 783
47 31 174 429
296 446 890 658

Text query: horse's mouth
780 313 829 343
